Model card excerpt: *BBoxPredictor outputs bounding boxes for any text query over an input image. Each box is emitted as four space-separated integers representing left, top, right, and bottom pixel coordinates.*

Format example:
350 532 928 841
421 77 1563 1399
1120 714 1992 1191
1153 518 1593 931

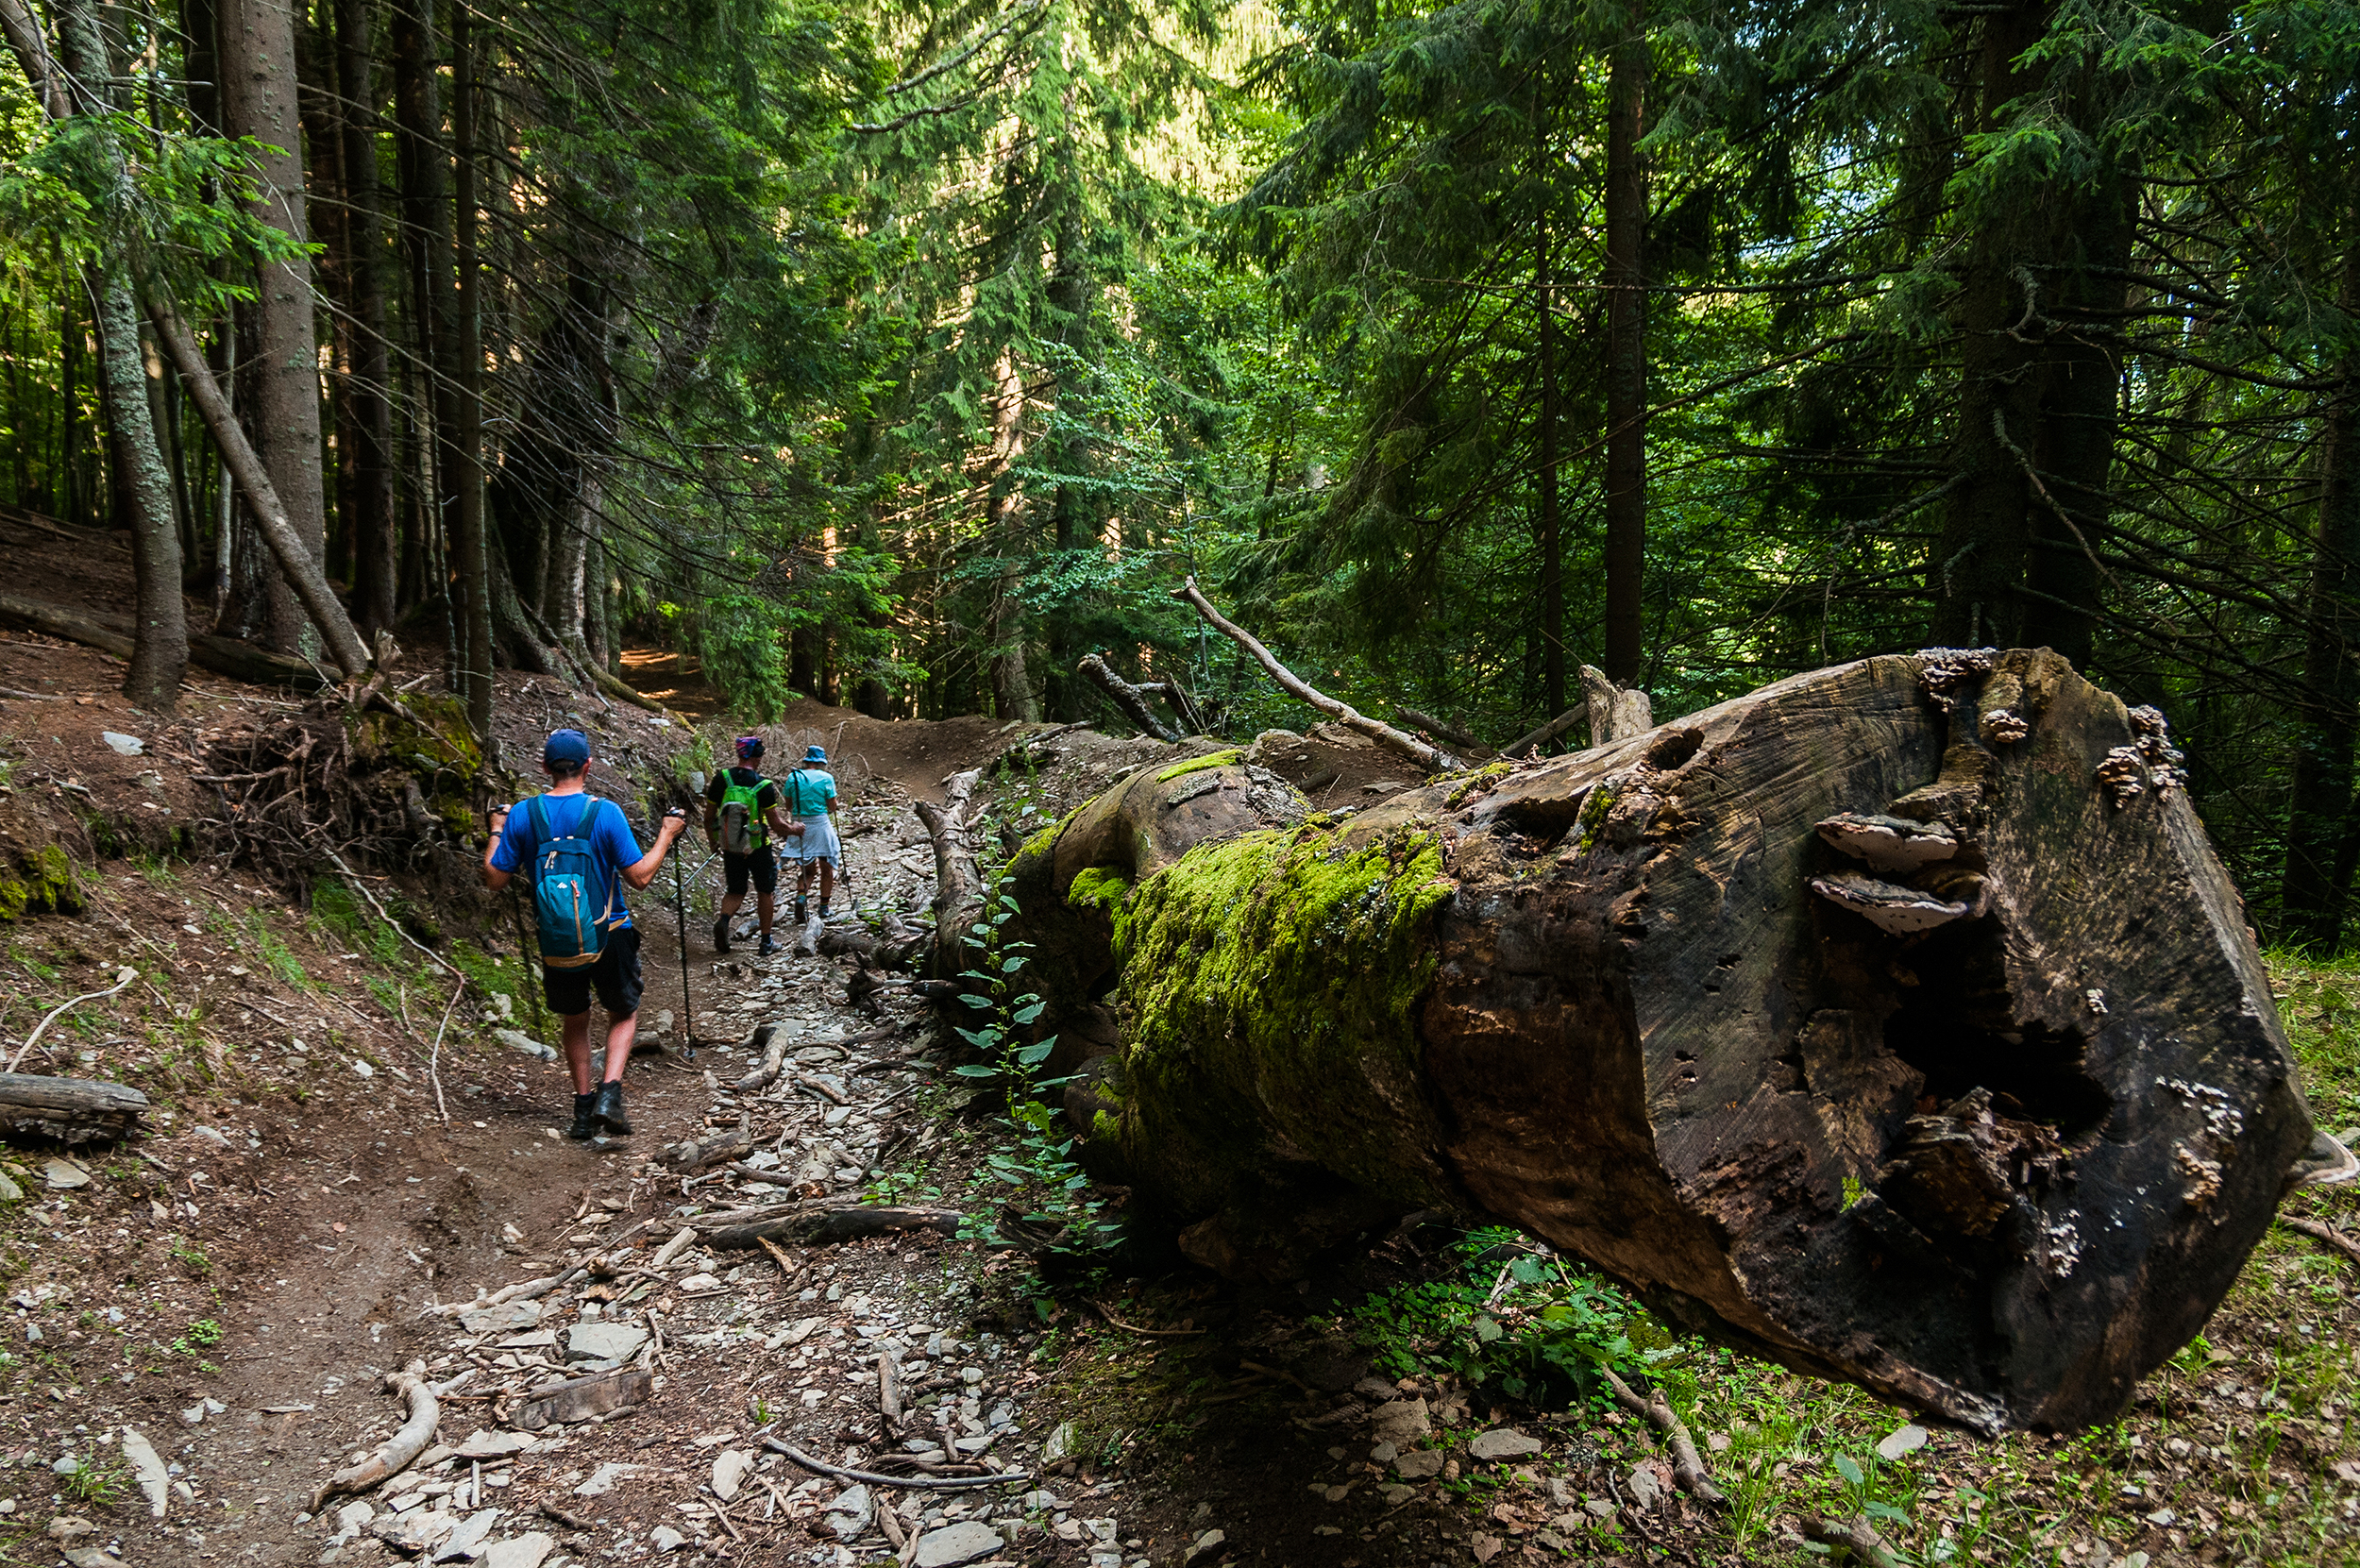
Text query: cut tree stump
987 649 2316 1434
0 1073 147 1144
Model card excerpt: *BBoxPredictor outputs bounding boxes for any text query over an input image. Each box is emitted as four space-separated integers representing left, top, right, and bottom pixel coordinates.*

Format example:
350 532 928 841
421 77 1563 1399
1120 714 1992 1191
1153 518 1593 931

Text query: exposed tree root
1602 1369 1725 1505
310 1361 439 1511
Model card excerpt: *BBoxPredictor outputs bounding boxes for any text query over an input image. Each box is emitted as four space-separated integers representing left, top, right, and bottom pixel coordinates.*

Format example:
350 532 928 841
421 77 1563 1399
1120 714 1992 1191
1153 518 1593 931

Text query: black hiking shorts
723 846 778 897
544 924 643 1020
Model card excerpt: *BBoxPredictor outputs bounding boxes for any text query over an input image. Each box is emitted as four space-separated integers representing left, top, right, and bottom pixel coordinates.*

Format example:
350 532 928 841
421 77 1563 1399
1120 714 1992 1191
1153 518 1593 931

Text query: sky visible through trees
1 0 2358 943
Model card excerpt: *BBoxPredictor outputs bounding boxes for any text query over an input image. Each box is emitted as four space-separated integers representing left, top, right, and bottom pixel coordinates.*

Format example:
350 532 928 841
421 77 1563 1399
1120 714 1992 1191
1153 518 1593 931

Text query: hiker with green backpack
702 734 801 956
481 728 690 1140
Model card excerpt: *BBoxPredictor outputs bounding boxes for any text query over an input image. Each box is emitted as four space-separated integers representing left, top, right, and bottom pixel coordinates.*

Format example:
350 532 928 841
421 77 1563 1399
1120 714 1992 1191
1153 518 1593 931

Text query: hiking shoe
565 1092 598 1140
712 913 731 953
792 896 809 924
818 902 834 920
758 934 778 957
592 1081 632 1136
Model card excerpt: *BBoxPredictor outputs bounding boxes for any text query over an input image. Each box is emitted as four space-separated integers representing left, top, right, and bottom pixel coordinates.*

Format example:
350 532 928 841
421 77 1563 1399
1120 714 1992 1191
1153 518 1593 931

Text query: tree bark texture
218 0 329 658
994 649 2313 1434
333 0 399 635
449 2 492 740
2282 216 2360 952
1602 0 1647 686
39 0 188 711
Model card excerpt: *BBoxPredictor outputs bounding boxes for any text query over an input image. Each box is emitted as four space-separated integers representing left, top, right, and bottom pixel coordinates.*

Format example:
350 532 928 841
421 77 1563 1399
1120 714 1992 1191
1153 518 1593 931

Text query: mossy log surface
993 649 2313 1434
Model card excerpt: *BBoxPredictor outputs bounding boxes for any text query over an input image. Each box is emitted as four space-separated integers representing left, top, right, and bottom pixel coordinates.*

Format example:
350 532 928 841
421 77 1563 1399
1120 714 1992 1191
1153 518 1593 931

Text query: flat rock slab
513 1369 652 1431
572 1462 641 1497
565 1322 649 1362
430 1509 503 1562
118 1426 166 1518
42 1157 89 1189
457 1301 541 1334
1393 1448 1444 1479
1370 1398 1430 1445
480 1534 554 1568
1468 1428 1543 1461
711 1449 751 1502
915 1522 1005 1567
453 1429 535 1459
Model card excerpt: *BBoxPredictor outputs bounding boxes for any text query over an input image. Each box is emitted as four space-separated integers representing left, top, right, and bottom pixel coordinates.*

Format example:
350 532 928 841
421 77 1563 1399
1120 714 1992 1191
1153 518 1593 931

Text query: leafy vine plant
951 873 1122 1266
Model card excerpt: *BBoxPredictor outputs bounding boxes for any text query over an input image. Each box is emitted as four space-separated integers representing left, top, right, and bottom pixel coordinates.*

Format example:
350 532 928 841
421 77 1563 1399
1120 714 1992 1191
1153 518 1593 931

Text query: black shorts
723 847 777 897
543 924 643 1020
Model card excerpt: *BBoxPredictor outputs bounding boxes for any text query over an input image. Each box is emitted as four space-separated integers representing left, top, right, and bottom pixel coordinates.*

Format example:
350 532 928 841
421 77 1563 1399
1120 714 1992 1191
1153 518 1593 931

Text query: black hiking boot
712 913 732 953
565 1093 598 1140
593 1081 632 1136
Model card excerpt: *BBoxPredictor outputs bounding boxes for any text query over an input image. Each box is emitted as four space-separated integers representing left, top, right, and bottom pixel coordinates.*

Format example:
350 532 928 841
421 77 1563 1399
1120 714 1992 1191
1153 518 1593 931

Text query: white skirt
790 812 840 866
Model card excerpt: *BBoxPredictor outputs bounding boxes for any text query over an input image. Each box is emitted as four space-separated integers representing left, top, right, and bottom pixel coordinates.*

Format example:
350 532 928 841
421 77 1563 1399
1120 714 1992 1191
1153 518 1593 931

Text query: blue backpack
526 795 615 969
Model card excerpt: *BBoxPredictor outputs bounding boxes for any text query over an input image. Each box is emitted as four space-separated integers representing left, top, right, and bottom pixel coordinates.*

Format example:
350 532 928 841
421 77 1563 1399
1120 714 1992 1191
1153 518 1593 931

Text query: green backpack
717 772 768 855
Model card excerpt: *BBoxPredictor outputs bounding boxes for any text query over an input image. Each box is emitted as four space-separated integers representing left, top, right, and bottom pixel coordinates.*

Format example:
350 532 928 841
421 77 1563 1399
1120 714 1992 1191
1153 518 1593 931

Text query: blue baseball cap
802 744 827 764
544 728 592 767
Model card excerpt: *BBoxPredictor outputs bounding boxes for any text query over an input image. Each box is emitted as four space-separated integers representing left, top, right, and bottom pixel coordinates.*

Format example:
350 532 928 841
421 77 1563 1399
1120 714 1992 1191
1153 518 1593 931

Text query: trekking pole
674 826 696 1055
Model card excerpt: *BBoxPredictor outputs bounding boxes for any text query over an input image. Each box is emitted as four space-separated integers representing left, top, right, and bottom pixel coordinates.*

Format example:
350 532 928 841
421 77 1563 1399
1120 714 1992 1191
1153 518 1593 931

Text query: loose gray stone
565 1322 649 1362
824 1485 874 1542
430 1509 502 1562
1370 1398 1431 1445
913 1521 1004 1567
119 1427 168 1519
1392 1448 1444 1479
1625 1463 1664 1510
1185 1527 1226 1563
572 1462 640 1497
41 1157 89 1190
1467 1428 1543 1461
711 1449 750 1502
453 1430 534 1459
649 1526 687 1552
457 1302 541 1335
480 1535 554 1568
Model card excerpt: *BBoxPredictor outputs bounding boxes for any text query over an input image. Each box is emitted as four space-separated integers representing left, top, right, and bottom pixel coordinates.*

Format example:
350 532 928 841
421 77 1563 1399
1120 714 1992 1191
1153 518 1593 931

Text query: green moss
0 842 79 922
1109 820 1456 1206
347 691 487 837
1155 749 1243 783
1444 761 1513 808
1066 866 1136 953
1576 782 1617 851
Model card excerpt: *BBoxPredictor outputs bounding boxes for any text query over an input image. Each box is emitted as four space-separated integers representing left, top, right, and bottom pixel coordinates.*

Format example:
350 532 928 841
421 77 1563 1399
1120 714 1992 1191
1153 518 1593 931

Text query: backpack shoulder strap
526 794 551 845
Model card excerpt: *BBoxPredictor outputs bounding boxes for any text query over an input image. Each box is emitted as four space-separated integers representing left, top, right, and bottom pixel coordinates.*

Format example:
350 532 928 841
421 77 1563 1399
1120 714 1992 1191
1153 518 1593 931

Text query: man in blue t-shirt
481 728 688 1139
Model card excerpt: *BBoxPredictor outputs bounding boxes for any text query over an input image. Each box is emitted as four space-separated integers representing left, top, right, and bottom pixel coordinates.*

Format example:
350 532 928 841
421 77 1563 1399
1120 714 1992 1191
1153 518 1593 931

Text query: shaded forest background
2 0 2358 944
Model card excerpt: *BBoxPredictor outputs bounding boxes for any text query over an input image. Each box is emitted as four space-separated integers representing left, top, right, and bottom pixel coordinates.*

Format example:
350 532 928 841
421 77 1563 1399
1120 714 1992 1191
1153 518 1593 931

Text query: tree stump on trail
986 649 2316 1434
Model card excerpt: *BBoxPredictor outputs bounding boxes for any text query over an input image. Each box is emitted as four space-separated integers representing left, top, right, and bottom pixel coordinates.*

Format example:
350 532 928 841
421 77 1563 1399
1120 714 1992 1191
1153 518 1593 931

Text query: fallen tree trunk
987 649 2316 1434
0 593 336 690
0 1072 147 1144
706 1205 965 1251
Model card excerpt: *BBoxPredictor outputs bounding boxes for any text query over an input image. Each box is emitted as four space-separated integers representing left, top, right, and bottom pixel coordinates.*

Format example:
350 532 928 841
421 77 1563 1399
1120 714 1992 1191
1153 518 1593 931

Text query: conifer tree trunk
334 0 398 636
392 0 464 671
39 0 186 708
2017 165 2133 669
219 0 329 658
449 0 492 738
1535 78 1565 717
2282 220 2360 951
1602 1 1647 685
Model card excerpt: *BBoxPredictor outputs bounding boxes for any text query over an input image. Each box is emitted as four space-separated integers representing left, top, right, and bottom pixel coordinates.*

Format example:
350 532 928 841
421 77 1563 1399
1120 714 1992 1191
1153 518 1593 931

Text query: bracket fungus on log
985 649 2316 1434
